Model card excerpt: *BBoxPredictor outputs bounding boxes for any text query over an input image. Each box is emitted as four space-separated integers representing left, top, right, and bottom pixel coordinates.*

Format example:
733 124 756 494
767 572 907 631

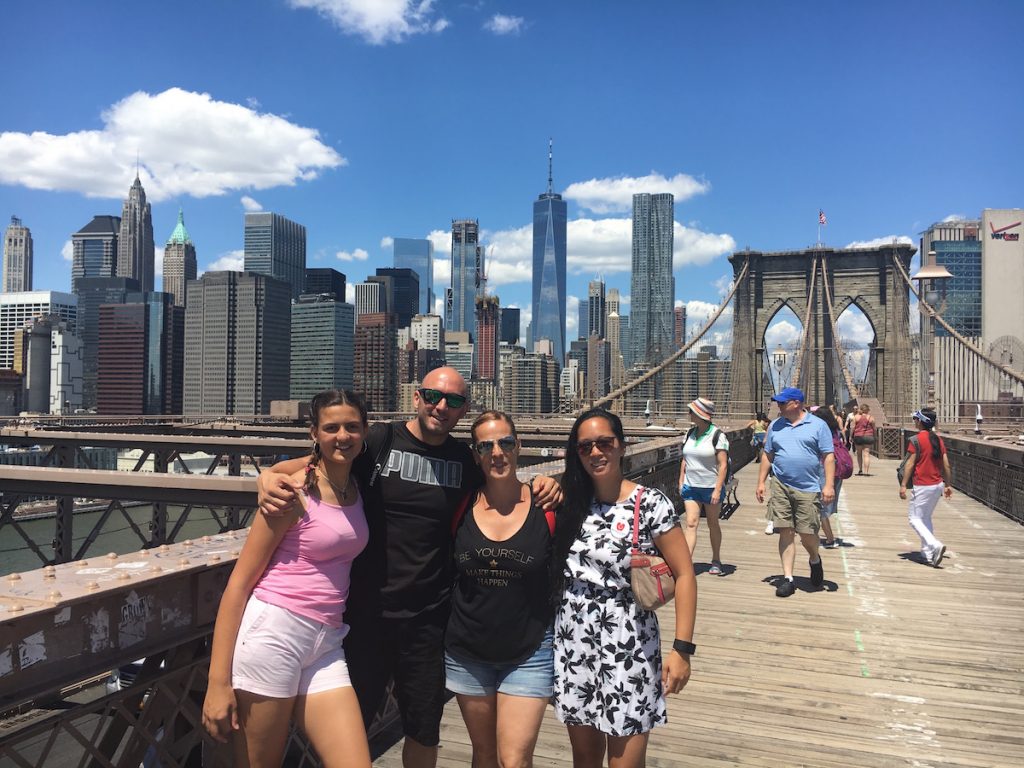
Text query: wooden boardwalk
374 459 1024 767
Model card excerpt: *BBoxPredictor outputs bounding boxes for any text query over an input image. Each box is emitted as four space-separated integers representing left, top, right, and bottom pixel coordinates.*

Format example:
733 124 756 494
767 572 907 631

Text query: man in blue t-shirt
756 387 835 598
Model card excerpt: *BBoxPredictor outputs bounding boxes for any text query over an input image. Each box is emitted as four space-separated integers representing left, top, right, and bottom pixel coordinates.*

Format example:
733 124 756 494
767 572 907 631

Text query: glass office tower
393 238 434 315
531 144 567 365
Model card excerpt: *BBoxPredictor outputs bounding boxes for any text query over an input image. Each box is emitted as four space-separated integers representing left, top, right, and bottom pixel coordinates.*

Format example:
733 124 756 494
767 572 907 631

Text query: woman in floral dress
552 407 697 767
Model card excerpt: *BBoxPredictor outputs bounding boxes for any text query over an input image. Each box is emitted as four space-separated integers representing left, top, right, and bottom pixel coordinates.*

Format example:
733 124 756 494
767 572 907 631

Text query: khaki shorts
767 476 821 535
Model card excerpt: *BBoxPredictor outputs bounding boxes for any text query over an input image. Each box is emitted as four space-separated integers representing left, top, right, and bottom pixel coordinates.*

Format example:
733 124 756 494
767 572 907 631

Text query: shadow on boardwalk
374 459 1024 767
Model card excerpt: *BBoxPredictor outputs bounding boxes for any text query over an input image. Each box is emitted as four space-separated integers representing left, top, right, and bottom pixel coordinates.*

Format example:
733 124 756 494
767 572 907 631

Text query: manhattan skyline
0 1 1021 352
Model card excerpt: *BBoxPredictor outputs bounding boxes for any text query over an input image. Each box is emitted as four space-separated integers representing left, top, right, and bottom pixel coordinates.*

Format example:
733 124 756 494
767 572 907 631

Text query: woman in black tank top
445 411 555 768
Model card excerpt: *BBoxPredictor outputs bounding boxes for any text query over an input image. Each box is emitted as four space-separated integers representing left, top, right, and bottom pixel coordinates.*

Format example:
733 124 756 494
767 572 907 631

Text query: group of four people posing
203 366 697 768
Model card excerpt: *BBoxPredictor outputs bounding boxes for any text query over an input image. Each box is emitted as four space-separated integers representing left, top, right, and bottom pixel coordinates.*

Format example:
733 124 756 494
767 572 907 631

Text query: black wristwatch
673 639 696 656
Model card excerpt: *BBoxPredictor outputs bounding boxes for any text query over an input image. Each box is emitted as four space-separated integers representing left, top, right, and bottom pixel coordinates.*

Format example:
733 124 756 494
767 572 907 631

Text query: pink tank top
253 491 368 628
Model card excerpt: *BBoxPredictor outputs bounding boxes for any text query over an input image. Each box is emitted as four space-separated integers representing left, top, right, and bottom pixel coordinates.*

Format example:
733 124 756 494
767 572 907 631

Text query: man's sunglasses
575 436 617 455
473 435 517 456
418 388 468 408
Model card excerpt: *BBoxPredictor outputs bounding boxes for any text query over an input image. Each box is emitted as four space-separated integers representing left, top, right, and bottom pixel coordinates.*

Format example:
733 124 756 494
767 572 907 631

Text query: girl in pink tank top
203 390 372 767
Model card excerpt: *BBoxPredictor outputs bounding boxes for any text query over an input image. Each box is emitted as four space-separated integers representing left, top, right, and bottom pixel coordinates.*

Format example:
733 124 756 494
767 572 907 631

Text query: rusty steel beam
0 466 256 507
0 531 244 712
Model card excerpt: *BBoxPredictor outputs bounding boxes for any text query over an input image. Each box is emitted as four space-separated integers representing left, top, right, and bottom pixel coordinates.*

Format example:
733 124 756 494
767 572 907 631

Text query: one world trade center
531 141 567 365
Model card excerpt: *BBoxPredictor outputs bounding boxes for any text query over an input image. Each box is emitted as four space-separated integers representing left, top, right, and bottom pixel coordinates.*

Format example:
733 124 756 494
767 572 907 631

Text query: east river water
0 503 243 576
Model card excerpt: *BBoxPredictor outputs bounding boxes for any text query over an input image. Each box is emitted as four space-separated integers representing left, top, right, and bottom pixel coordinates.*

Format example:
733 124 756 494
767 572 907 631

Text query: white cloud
288 0 449 44
837 308 874 345
429 229 451 286
845 235 914 249
566 295 580 335
0 88 344 202
563 172 710 214
154 245 164 278
61 240 73 262
484 14 525 35
380 236 394 250
942 214 965 223
346 283 355 304
764 319 801 349
202 249 245 274
241 195 263 212
336 248 369 262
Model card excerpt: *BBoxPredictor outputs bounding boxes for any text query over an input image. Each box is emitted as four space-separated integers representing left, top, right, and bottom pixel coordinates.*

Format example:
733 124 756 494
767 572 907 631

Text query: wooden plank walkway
374 459 1024 767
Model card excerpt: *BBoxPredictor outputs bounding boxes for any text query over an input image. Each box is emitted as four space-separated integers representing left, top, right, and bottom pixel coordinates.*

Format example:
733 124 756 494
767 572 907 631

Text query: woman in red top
898 408 953 567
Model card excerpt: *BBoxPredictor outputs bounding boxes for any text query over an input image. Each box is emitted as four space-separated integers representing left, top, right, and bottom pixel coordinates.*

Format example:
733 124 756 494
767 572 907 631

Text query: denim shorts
681 484 715 505
445 628 553 698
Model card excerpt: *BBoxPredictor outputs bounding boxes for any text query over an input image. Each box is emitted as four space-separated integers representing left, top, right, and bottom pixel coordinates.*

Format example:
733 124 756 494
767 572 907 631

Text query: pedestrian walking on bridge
899 408 953 567
756 388 835 598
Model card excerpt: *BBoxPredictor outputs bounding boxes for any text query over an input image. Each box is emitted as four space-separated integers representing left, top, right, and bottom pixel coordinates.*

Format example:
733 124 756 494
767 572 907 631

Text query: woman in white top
676 397 730 575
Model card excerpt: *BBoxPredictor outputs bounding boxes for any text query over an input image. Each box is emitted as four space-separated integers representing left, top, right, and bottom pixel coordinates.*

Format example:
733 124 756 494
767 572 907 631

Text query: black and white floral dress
553 485 679 736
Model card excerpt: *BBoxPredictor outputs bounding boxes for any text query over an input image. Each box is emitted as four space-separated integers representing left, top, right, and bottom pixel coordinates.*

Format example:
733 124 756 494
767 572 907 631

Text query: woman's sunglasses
575 436 617 455
473 436 517 456
417 388 467 408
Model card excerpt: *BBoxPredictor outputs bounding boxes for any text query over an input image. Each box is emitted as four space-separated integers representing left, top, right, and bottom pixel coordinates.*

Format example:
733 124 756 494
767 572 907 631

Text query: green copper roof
166 208 192 245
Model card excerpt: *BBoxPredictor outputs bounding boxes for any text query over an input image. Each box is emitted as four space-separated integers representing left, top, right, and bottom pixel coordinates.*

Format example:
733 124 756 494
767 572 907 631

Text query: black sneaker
775 578 795 597
810 558 824 587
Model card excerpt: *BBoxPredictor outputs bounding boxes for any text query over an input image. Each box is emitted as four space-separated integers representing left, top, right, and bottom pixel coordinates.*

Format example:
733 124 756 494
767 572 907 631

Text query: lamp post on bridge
773 344 787 397
912 254 953 411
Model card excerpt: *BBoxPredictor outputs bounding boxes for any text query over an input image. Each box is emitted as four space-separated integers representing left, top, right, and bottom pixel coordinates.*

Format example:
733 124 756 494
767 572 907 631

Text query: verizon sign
990 220 1021 242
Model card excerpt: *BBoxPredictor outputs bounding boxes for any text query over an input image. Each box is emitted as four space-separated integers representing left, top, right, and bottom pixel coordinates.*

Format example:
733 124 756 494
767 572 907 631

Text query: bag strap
449 491 475 537
367 422 395 489
681 427 696 448
630 486 647 554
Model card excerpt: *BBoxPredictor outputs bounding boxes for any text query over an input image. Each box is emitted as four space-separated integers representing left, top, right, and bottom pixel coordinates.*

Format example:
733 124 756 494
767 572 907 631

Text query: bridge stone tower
729 243 916 420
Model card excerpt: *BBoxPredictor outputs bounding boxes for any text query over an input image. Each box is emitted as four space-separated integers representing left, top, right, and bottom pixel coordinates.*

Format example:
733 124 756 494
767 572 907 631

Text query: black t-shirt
445 496 554 665
348 421 483 620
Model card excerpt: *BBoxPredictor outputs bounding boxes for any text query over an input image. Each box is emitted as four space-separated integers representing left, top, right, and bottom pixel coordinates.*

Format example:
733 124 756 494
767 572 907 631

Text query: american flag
819 209 827 226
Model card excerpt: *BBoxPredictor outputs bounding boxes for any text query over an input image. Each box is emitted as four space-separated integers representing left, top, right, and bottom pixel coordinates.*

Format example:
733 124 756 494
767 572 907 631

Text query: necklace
316 466 353 503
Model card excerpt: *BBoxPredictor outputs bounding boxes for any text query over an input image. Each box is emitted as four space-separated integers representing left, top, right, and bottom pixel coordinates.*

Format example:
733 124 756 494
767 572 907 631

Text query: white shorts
231 595 352 698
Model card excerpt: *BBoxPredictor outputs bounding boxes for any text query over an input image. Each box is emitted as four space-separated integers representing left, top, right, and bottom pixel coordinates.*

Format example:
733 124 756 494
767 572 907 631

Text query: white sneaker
764 520 775 535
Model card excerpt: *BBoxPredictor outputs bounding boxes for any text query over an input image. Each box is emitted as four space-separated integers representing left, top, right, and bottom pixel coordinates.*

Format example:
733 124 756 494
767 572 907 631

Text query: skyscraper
375 267 420 327
162 208 197 307
15 315 81 414
500 307 520 345
1 291 77 371
354 281 383 317
98 292 183 415
630 193 674 367
449 219 482 336
304 268 347 300
75 277 139 409
71 216 120 294
674 304 687 347
588 278 606 339
243 212 307 300
354 312 398 412
393 238 434 315
183 271 291 415
577 299 589 341
476 295 500 384
3 216 33 293
290 294 355 400
531 142 567 365
117 174 156 292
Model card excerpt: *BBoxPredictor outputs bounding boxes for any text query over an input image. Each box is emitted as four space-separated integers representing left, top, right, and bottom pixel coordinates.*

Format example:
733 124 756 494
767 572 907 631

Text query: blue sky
2 0 1022 352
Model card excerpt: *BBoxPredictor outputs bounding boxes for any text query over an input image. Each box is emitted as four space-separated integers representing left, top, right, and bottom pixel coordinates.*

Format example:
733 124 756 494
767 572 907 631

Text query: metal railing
877 427 1024 524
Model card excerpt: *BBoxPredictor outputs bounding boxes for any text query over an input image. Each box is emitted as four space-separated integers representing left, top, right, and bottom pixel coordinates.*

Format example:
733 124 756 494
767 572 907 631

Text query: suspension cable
583 257 751 413
790 254 818 387
891 254 1024 388
819 253 861 401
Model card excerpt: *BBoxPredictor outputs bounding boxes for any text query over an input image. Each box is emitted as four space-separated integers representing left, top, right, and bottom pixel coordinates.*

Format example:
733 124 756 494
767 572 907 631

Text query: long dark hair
813 405 841 437
305 389 369 493
551 407 627 600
